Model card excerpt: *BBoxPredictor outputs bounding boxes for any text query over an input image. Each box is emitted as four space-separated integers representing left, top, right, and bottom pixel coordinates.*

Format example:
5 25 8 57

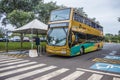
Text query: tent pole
31 28 33 49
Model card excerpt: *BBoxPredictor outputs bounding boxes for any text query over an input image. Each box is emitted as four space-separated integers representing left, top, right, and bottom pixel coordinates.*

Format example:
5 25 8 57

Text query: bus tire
80 47 84 55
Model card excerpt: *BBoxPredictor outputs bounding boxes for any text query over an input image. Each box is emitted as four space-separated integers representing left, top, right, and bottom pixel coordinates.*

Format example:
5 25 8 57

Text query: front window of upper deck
50 8 71 21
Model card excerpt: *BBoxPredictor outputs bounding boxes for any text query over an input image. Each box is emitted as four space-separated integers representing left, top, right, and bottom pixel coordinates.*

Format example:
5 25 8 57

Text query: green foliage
0 0 61 27
0 0 41 14
0 27 4 37
35 1 60 23
0 0 42 27
0 42 46 51
7 10 35 28
75 7 87 17
104 33 120 43
0 42 28 51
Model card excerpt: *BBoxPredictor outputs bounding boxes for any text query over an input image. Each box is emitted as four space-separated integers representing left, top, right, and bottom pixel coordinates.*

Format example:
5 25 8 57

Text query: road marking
104 56 120 60
109 51 117 55
0 60 29 67
0 56 13 58
0 59 23 64
87 74 103 80
113 77 120 80
0 63 46 77
0 58 18 61
6 66 57 80
76 68 120 77
61 71 85 80
1 55 120 80
90 63 120 73
0 62 37 71
0 56 16 59
34 68 69 80
92 58 120 64
8 54 28 58
0 56 15 58
112 51 117 53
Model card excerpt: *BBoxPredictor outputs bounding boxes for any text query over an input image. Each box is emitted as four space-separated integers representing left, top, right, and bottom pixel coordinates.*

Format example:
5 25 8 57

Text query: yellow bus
46 8 103 56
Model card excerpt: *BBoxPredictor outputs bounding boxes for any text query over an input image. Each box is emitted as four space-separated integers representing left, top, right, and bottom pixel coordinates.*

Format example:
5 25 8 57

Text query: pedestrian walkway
0 55 120 80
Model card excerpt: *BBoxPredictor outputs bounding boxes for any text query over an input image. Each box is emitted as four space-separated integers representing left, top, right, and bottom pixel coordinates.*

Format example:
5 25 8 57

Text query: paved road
0 43 120 80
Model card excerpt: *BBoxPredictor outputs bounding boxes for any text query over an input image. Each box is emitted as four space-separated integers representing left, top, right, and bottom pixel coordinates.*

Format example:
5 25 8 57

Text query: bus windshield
50 8 71 21
47 28 68 46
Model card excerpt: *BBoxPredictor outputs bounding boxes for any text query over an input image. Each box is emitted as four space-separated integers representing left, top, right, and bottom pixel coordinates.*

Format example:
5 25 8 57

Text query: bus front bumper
46 46 70 56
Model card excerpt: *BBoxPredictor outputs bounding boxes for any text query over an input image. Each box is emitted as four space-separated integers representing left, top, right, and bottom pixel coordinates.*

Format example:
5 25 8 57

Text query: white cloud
44 0 120 34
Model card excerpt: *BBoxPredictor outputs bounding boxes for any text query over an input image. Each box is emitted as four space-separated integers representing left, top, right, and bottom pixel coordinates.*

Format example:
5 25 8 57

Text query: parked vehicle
40 37 46 42
0 38 9 42
10 36 21 42
23 37 29 42
0 38 3 42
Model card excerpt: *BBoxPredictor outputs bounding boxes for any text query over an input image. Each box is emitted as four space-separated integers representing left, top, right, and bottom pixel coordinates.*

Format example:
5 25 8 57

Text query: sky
44 0 120 35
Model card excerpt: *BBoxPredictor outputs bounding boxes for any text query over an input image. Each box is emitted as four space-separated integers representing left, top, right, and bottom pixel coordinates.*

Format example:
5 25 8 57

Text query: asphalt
0 43 120 80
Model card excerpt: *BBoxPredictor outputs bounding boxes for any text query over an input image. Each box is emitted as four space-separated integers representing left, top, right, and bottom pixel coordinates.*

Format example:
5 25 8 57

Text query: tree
118 30 120 35
0 27 4 37
75 7 88 17
90 17 100 24
35 1 60 23
0 0 42 27
7 10 35 28
104 33 120 43
0 0 42 14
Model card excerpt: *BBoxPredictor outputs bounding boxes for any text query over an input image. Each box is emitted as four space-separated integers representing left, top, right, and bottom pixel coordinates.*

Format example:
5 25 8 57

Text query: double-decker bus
46 8 103 56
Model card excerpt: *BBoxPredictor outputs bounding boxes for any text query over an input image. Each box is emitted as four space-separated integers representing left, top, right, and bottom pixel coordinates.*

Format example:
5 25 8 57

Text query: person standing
35 36 40 56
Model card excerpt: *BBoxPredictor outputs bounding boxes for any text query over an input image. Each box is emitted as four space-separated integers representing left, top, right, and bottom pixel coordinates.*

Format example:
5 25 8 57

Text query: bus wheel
80 47 84 55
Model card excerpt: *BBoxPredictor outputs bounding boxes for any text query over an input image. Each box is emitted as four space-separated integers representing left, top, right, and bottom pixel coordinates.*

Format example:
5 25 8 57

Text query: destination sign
49 22 69 28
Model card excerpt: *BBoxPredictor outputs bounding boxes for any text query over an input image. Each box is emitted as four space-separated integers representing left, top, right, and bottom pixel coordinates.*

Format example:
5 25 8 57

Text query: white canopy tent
13 19 48 34
13 19 48 49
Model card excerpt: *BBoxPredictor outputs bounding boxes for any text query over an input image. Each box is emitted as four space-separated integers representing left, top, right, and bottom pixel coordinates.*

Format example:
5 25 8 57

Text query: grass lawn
0 42 46 51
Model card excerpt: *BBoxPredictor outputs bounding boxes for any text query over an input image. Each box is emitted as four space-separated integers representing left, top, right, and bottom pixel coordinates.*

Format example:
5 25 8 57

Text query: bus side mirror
68 32 75 47
72 32 75 44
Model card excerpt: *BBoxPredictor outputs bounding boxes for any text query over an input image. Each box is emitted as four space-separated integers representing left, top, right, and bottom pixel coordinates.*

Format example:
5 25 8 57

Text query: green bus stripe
70 43 95 56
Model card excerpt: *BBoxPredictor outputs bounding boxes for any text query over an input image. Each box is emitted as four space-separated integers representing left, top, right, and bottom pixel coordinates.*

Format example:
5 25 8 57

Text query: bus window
50 8 71 21
47 28 68 46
